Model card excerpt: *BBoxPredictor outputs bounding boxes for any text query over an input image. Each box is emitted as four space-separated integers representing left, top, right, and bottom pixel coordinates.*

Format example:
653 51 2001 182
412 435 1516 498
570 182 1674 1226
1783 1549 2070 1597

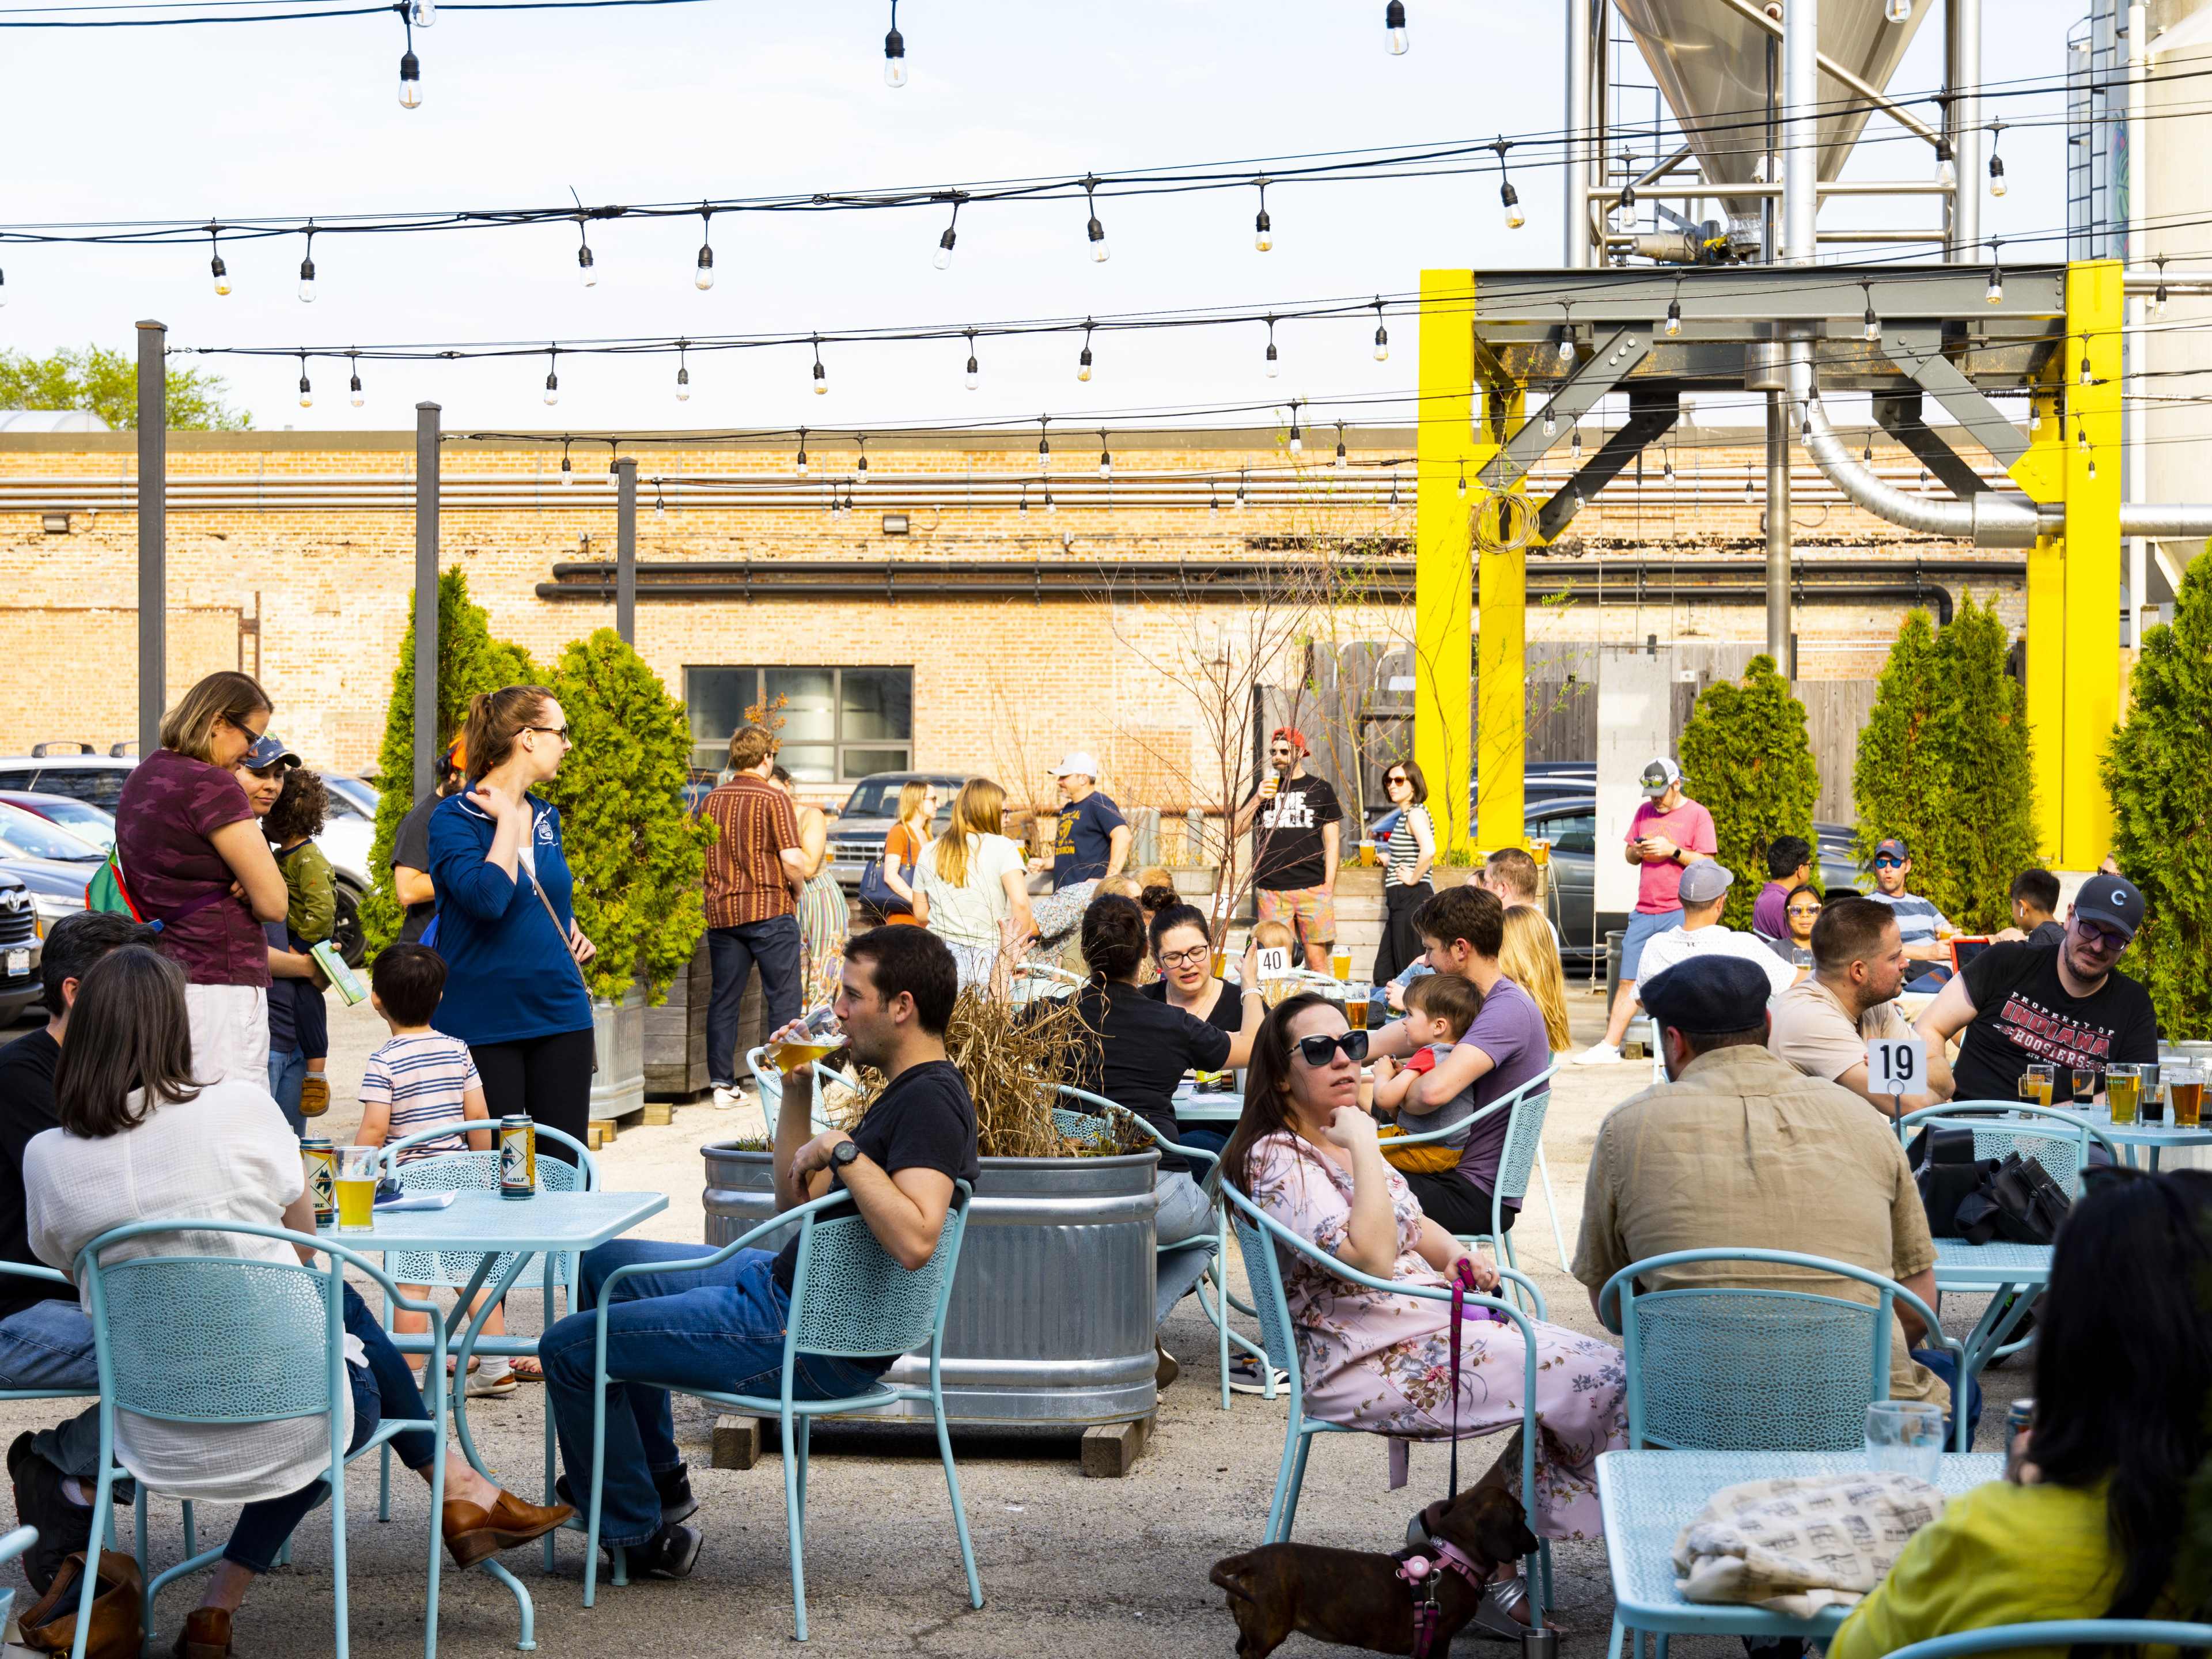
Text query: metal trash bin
1604 927 1626 1010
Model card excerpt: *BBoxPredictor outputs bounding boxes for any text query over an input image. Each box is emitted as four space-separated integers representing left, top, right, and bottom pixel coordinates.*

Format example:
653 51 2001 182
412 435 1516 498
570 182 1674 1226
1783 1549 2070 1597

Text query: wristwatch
830 1139 861 1170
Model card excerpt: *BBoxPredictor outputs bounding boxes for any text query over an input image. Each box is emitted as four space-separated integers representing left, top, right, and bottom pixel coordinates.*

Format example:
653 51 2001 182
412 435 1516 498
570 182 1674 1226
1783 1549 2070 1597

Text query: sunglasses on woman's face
1294 1030 1369 1067
1387 774 1410 788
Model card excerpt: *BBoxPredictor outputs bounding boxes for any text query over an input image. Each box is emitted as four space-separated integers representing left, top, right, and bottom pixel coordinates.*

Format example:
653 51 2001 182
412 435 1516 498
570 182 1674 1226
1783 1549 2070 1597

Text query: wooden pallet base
706 1412 1158 1478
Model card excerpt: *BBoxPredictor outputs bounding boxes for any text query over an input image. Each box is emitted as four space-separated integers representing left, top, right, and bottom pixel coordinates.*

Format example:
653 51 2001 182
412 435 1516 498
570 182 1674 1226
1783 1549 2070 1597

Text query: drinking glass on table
2021 1062 2056 1108
1865 1400 1947 1483
334 1146 379 1234
2171 1065 2205 1130
2072 1064 2101 1108
1344 986 1370 1032
1330 946 1352 982
2105 1063 2143 1126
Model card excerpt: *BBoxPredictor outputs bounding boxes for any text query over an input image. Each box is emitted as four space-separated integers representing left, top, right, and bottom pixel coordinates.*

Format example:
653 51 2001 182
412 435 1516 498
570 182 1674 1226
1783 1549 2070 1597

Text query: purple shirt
1452 975 1551 1206
115 749 268 988
1752 880 1791 940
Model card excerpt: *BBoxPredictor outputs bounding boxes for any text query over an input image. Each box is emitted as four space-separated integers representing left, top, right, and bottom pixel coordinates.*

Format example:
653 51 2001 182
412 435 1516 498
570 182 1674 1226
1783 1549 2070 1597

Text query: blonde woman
916 779 1034 988
879 779 937 927
1498 906 1573 1055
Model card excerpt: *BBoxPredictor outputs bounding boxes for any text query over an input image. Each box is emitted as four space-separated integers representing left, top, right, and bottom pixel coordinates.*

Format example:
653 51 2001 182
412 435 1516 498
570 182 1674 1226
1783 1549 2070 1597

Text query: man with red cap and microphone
1233 726 1343 972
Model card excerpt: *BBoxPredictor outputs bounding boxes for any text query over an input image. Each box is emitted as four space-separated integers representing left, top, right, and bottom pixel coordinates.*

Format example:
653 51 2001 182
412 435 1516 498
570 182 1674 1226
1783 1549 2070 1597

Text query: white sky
5 0 2086 435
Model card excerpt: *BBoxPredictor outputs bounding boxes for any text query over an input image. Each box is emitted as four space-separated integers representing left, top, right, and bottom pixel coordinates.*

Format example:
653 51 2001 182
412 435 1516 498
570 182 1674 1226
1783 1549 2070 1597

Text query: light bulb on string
653 479 666 518
1372 298 1389 362
410 0 432 25
1933 137 1956 189
1987 121 2008 196
297 223 316 304
1541 408 1556 439
855 435 869 476
1986 243 2005 305
1287 402 1302 454
1743 467 1756 504
811 335 828 396
1037 416 1052 474
1570 425 1582 464
795 428 809 476
1388 475 1401 510
1662 452 1675 481
207 225 230 296
576 228 596 287
2154 255 2169 316
1209 485 1220 513
1456 460 1467 499
544 348 560 407
559 440 573 486
695 208 715 290
675 341 691 402
1334 422 1347 470
348 351 363 408
964 329 979 392
1018 483 1029 516
933 194 963 270
1862 282 1881 343
1558 334 1577 372
1253 179 1273 252
1384 0 1407 55
1083 176 1110 263
397 17 421 107
1099 431 1112 478
1044 488 1056 513
1493 138 1524 229
882 0 907 87
296 353 312 409
1077 320 1094 382
1263 315 1279 379
1665 279 1682 337
1236 469 1248 509
2080 350 2094 388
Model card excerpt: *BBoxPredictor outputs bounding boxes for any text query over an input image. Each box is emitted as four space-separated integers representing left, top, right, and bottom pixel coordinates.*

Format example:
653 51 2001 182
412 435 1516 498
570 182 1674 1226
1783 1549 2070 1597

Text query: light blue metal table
2037 1103 2212 1171
1931 1236 2051 1384
1598 1448 2005 1659
1173 1088 1244 1126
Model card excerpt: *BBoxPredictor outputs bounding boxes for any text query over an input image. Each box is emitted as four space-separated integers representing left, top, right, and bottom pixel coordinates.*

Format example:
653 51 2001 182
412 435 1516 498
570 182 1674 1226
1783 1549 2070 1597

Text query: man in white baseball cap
1040 752 1129 893
1576 753 1717 1064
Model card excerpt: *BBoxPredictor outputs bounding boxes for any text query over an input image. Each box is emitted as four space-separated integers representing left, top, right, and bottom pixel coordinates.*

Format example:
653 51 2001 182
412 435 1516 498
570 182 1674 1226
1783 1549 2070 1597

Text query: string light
1083 176 1110 263
410 0 432 26
882 0 906 87
559 438 573 484
296 352 311 408
1662 451 1675 480
1077 319 1094 382
795 427 809 475
1388 474 1400 509
1371 297 1389 362
1456 459 1467 499
2076 422 2089 453
1383 0 1406 55
810 335 827 395
654 478 666 517
2080 347 2094 387
1044 487 1056 513
1018 482 1029 516
1209 484 1220 513
1933 135 1956 188
964 328 979 392
1884 0 1911 21
1236 468 1248 509
695 207 715 290
207 225 229 297
1541 407 1556 438
297 222 316 304
934 194 962 270
1263 313 1279 378
575 215 596 287
543 347 560 406
1862 281 1881 343
1665 277 1681 338
1098 430 1112 478
348 350 363 407
397 16 421 108
1494 138 1524 229
1286 400 1302 454
2153 255 2169 316
1037 415 1051 474
1334 421 1347 470
1253 179 1273 253
1987 120 2008 196
675 339 691 402
856 434 869 475
1986 241 2005 305
1743 466 1755 503
1570 423 1582 464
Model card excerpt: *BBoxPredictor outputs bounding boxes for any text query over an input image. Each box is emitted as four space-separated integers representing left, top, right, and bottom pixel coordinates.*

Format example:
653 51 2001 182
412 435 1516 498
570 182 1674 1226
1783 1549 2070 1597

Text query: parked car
824 773 965 891
0 791 117 852
0 801 103 937
0 748 377 965
0 870 42 1024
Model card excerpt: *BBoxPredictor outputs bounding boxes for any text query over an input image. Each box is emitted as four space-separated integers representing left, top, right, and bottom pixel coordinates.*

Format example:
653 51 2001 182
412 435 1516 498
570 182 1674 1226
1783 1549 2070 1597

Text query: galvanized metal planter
702 1144 1160 1427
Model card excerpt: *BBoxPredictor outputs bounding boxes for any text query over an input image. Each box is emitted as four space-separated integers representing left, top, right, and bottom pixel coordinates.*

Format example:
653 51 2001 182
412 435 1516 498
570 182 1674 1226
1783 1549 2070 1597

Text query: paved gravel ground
0 990 2029 1659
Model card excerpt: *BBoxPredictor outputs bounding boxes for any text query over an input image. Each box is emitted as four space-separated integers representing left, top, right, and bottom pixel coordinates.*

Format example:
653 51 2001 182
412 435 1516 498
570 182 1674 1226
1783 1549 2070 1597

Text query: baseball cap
1639 757 1680 799
1051 752 1100 779
1639 954 1777 1036
1874 838 1910 862
1678 861 1736 904
1270 726 1311 755
243 732 301 772
445 735 467 776
2073 874 2144 941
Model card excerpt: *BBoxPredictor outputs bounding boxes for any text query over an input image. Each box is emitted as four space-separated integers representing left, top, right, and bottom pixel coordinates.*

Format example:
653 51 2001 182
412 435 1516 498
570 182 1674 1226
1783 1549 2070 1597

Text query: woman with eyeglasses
113 671 292 1089
1219 993 1627 1573
1766 882 1822 970
1373 761 1435 983
427 685 598 1165
1143 899 1264 1156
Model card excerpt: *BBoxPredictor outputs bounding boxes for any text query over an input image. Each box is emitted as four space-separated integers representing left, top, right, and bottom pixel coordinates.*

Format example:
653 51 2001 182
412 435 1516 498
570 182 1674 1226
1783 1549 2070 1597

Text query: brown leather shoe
441 1490 574 1570
172 1607 233 1659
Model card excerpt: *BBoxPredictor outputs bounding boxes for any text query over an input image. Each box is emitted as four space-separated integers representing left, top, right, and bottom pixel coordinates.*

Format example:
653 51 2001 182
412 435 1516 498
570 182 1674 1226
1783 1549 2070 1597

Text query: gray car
0 873 41 1024
824 773 966 892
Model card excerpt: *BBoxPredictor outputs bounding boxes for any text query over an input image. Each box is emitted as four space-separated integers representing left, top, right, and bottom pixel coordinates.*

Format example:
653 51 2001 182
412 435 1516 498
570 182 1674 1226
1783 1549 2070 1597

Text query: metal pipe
1766 392 1792 657
135 320 165 757
1708 0 1944 142
1583 181 1956 199
1566 0 1594 267
1783 0 1818 264
1817 229 1952 243
2126 0 2148 643
2119 504 2212 537
615 457 637 644
2123 267 2212 292
413 402 440 801
1948 0 1983 261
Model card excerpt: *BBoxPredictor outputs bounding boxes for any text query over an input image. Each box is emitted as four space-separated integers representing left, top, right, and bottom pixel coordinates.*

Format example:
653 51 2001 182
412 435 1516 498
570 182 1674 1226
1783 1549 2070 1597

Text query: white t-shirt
915 832 1027 949
26 1080 348 1504
1633 922 1798 1002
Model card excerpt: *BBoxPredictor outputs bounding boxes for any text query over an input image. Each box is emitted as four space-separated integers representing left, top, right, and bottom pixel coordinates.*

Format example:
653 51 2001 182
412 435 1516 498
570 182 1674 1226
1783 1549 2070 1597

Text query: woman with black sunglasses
1218 993 1627 1573
1373 760 1435 982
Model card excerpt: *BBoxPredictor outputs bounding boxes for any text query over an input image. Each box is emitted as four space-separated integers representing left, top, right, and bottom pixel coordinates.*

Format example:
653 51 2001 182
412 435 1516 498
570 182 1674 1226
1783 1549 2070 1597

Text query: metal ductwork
2118 505 2212 540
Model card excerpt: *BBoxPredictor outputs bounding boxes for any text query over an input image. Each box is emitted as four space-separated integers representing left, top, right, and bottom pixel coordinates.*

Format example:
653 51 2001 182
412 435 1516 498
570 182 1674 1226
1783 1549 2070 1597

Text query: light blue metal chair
574 1185 980 1639
1218 1177 1552 1620
1600 1247 1968 1454
1892 1102 2118 1198
373 1124 597 1550
69 1219 518 1659
0 1263 120 1549
0 1521 36 1630
1381 1067 1560 1294
1887 1622 2212 1659
1054 1086 1276 1411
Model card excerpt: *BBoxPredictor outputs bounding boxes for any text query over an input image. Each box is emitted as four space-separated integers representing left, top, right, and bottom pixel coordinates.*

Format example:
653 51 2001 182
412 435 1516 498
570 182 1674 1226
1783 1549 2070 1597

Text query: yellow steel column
1472 414 1527 860
2017 370 2067 862
2061 260 2124 869
1415 268 1479 858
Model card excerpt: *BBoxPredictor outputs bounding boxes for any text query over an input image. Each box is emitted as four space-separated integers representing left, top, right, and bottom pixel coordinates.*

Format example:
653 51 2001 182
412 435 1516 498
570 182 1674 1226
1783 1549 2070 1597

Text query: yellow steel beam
1415 268 1480 857
2060 259 2123 869
2021 357 2066 862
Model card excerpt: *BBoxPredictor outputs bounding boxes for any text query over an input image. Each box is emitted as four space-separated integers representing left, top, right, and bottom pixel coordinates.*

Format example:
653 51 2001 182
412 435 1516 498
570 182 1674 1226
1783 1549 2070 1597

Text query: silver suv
823 773 964 891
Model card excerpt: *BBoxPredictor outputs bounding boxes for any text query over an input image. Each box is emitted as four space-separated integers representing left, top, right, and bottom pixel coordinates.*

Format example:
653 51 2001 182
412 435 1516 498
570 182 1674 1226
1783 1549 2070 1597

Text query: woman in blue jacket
427 684 597 1163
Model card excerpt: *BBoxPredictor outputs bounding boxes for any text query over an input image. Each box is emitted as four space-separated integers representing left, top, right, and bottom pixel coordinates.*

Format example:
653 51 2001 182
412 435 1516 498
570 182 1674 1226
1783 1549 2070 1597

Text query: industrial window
683 666 913 783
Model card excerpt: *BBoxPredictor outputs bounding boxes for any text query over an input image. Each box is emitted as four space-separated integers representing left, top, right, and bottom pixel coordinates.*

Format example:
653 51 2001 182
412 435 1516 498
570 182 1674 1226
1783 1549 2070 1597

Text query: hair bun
1139 883 1179 911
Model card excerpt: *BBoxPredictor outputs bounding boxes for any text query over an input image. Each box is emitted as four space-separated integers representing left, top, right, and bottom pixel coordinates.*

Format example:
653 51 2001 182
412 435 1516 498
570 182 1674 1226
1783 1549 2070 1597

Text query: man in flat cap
1574 954 1974 1444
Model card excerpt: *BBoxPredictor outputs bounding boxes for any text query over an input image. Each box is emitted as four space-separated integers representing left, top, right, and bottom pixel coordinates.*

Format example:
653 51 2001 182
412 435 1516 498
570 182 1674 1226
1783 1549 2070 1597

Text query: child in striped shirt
358 944 514 1396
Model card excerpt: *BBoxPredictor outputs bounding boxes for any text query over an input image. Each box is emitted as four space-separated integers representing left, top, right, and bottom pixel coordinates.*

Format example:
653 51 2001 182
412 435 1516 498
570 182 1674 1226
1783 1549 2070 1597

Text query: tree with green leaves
2101 546 2212 1037
1853 608 1944 888
0 345 250 430
361 569 541 955
1678 653 1819 931
538 630 713 1004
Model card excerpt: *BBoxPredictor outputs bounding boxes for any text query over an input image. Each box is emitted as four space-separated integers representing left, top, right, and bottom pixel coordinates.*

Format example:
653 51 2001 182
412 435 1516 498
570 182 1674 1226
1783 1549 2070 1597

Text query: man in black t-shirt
389 741 463 946
1233 726 1344 970
1917 875 2158 1103
0 911 156 1592
540 926 978 1581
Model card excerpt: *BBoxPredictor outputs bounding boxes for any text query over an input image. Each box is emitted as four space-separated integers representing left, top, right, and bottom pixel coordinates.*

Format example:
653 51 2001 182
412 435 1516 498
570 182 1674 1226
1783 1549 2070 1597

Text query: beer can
499 1116 536 1199
2006 1397 2033 1438
301 1139 336 1227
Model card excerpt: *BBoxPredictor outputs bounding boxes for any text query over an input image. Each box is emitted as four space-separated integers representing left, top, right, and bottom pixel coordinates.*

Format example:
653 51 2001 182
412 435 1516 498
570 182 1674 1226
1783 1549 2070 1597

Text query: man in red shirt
701 725 810 1111
1577 756 1716 1065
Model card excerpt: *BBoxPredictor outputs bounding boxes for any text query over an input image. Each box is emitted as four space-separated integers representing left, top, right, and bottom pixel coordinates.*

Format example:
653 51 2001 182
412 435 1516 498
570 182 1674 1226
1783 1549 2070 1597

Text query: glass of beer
767 1006 843 1073
2141 1064 2165 1125
1346 986 1370 1032
1330 947 1352 982
1211 949 1228 979
2023 1062 2055 1108
1358 839 1378 868
2073 1065 2101 1107
2170 1065 2203 1130
334 1146 378 1233
2105 1063 2142 1126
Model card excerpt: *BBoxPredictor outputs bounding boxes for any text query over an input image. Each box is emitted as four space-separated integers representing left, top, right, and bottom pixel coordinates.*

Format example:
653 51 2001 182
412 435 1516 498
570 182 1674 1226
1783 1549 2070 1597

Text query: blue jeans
268 1046 308 1137
1178 1128 1228 1159
222 1286 437 1573
540 1241 882 1548
706 918 803 1089
1153 1171 1219 1329
1620 907 1685 979
1911 1347 1982 1448
0 1300 101 1479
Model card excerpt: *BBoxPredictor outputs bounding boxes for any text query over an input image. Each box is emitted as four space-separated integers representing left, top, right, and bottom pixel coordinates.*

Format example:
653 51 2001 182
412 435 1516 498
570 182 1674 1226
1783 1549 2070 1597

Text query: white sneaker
467 1365 517 1399
1574 1041 1624 1066
711 1086 740 1111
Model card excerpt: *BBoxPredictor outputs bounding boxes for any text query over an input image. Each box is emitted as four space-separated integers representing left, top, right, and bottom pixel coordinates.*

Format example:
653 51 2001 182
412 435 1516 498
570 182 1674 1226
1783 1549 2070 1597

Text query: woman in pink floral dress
1221 991 1627 1547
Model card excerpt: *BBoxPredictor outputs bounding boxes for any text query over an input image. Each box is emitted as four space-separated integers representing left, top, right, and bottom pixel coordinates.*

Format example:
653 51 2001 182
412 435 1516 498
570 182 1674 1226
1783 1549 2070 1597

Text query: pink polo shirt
1627 797 1717 914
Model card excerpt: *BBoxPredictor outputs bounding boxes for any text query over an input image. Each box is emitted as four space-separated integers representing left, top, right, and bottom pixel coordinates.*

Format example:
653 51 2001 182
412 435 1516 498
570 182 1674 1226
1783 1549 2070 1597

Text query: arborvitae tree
1853 609 1945 886
1922 594 2041 930
361 570 541 956
538 628 713 1004
1678 653 1819 931
2101 546 2212 1038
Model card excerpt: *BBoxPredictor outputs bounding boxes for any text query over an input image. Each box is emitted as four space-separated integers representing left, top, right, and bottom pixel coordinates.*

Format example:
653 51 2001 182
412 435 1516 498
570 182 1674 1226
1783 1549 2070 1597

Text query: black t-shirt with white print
1245 774 1344 891
1953 941 2159 1102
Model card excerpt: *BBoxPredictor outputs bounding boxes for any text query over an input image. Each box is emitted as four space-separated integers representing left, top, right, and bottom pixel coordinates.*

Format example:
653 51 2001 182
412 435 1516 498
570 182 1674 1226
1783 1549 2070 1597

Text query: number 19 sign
1869 1037 1925 1099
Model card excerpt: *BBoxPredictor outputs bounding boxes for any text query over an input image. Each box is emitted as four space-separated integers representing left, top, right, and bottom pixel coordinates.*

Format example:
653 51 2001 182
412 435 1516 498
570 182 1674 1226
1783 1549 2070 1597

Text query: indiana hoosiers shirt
1951 941 2160 1101
1247 774 1343 891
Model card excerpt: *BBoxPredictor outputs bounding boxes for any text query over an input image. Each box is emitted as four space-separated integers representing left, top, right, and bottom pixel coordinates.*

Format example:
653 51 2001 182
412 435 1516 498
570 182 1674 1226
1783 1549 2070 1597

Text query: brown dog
1209 1486 1541 1659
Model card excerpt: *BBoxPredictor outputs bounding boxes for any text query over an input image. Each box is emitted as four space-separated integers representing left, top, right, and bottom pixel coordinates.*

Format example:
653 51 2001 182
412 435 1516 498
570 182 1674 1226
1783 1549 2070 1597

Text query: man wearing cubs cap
1577 755 1717 1065
1917 872 2160 1104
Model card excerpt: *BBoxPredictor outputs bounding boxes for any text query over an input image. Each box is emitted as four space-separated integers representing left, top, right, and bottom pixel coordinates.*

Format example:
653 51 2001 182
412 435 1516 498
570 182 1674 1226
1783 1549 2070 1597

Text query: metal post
615 458 637 645
1565 0 1594 267
1782 0 1819 264
135 321 166 755
2124 0 2147 643
1947 0 1982 262
413 403 441 801
1766 393 1793 660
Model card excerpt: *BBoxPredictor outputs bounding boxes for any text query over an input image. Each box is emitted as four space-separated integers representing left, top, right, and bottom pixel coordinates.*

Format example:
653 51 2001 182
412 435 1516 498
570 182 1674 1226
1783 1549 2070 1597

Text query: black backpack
1913 1128 2070 1246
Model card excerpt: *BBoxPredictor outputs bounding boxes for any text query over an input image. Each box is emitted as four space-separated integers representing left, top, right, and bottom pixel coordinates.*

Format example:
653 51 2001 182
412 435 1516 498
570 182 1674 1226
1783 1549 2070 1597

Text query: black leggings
471 1027 596 1166
1400 1166 1517 1238
1373 880 1433 984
